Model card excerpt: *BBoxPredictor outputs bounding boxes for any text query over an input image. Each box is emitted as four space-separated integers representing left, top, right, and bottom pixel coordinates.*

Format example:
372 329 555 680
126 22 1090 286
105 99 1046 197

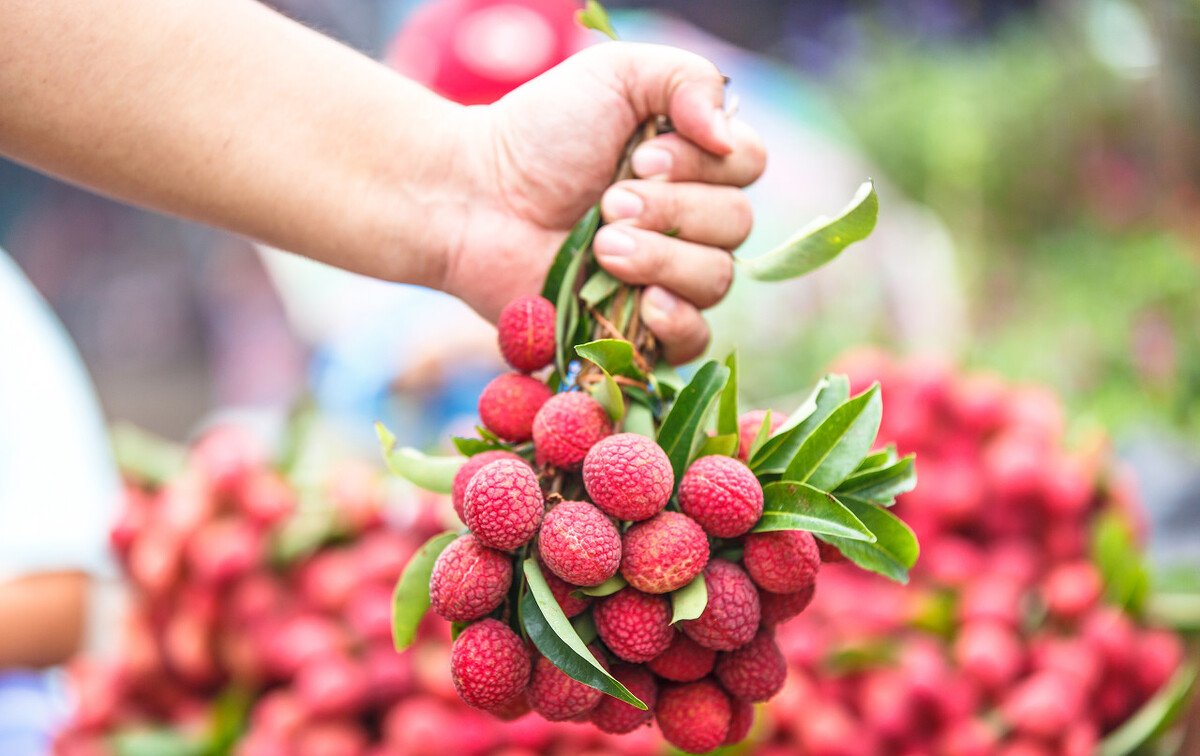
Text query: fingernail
594 226 636 257
631 146 673 178
642 287 678 320
602 188 644 220
711 108 734 151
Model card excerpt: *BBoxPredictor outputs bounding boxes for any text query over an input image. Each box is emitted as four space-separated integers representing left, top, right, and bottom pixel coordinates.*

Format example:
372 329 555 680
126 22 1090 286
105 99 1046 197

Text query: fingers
640 286 710 365
629 121 766 187
593 224 734 309
600 180 752 250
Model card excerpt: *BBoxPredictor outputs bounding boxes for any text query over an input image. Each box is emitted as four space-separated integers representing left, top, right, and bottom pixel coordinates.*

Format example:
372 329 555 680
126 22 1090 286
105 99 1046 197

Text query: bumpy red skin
463 459 544 551
590 664 658 734
594 588 674 663
743 530 821 594
682 560 761 651
487 690 531 721
759 583 816 627
451 450 522 522
542 567 592 618
655 679 732 754
532 392 612 470
497 295 556 373
679 455 764 538
648 632 716 682
714 629 786 702
538 501 621 586
528 654 602 721
450 619 531 711
620 511 710 594
724 697 755 745
429 534 512 622
478 373 552 442
816 540 845 563
583 433 674 521
737 410 784 462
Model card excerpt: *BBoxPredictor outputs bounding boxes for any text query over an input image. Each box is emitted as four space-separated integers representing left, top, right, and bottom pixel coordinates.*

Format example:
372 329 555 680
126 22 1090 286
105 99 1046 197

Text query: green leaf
751 376 850 474
820 496 919 583
651 361 684 400
571 612 598 645
575 0 619 39
554 246 586 375
696 433 739 459
742 180 879 281
376 422 463 494
855 445 898 473
835 454 917 505
542 206 599 300
580 574 627 597
1090 511 1151 615
392 531 457 650
580 269 622 306
112 728 205 756
747 410 775 460
622 401 656 438
206 686 252 756
575 339 646 380
784 384 882 489
753 482 875 542
521 560 646 708
670 575 708 624
588 369 626 424
110 422 187 488
1099 662 1197 756
656 361 731 483
717 351 739 436
452 436 508 456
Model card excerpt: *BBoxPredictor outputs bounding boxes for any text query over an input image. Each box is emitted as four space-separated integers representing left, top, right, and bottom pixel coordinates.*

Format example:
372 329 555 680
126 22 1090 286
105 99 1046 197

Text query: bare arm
0 572 87 668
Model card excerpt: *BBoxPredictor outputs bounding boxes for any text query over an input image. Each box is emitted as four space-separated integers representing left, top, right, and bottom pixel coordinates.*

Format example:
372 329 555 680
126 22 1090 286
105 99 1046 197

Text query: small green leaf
572 612 598 645
450 621 467 641
747 410 775 460
392 531 457 651
1099 662 1197 756
696 433 739 459
784 384 882 489
657 361 731 484
588 368 626 424
555 247 586 374
521 560 646 708
1091 511 1151 615
835 454 917 505
717 351 739 436
623 402 656 438
112 728 205 756
742 181 878 281
452 436 508 456
542 206 600 300
820 497 919 583
376 422 463 494
575 0 619 39
751 376 850 474
580 269 622 306
652 361 685 400
575 339 646 380
670 575 708 624
580 574 627 597
753 482 875 542
854 445 898 473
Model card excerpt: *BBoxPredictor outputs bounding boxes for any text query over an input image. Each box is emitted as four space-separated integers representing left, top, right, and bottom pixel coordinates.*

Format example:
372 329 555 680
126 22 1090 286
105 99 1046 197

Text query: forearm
0 572 86 668
0 0 467 287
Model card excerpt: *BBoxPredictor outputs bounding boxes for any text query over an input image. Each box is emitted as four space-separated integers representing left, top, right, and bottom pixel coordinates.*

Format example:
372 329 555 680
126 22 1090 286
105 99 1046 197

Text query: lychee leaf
542 206 599 301
623 402 656 439
575 339 646 380
656 360 730 484
579 574 626 597
571 612 598 645
376 422 462 494
818 497 919 584
717 351 739 436
751 376 849 474
520 559 647 709
554 242 589 374
670 575 708 624
834 454 917 506
580 269 622 306
697 433 739 459
746 409 775 460
1098 662 1197 756
741 180 878 281
784 383 882 489
110 728 205 756
1090 511 1151 615
651 361 684 400
854 445 898 474
576 0 619 40
753 482 875 542
588 368 626 424
452 436 508 456
391 530 457 651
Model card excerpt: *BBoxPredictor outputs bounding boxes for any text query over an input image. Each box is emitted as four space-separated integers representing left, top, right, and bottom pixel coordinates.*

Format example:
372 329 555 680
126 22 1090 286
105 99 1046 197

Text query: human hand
440 42 766 364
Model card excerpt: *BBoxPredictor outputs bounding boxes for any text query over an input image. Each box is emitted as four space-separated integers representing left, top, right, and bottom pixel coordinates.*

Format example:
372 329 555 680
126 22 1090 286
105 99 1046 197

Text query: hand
441 42 767 364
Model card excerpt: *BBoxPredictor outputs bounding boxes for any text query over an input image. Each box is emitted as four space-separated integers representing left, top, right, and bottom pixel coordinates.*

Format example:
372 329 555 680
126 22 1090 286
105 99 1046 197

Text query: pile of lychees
409 294 832 754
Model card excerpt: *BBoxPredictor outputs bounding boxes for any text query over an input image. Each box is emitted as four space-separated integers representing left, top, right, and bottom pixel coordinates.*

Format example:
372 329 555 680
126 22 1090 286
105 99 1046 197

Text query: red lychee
714 629 786 702
679 455 764 538
725 697 755 745
738 409 784 462
478 373 553 442
528 653 602 721
540 567 592 618
532 392 612 469
451 450 523 522
487 690 532 721
682 560 761 651
294 655 368 717
429 534 513 622
583 433 673 521
759 584 816 627
620 511 709 594
463 458 544 551
1041 560 1103 621
537 501 621 587
593 588 674 663
497 295 556 373
954 620 1024 691
590 663 657 734
648 632 716 682
742 530 820 594
1000 670 1085 740
450 619 531 711
655 679 732 754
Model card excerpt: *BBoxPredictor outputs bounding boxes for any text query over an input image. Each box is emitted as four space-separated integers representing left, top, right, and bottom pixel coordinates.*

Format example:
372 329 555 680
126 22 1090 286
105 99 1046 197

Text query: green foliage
452 436 508 456
753 482 874 542
576 0 618 40
391 531 457 651
1090 510 1151 615
670 575 708 624
751 376 849 474
696 433 739 459
112 728 205 756
580 574 627 597
717 351 739 436
820 497 920 583
1099 663 1197 756
580 269 622 306
656 361 730 483
575 339 646 380
784 384 882 489
376 422 462 494
542 206 599 301
835 454 918 505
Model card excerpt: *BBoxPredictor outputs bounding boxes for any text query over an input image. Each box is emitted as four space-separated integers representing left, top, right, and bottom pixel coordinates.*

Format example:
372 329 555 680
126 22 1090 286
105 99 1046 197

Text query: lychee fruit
655 679 732 754
532 392 612 469
1000 670 1085 739
451 450 523 522
487 690 532 721
679 455 764 538
725 697 755 745
590 664 657 734
742 530 820 594
593 588 674 663
538 501 621 586
429 534 512 622
738 409 783 461
620 511 709 594
817 540 845 563
1041 560 1103 621
497 295 556 373
450 619 531 711
714 629 786 701
463 458 544 551
478 373 553 442
583 433 673 521
954 620 1024 691
527 653 603 721
541 567 592 618
759 584 816 627
682 560 761 651
647 632 716 682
